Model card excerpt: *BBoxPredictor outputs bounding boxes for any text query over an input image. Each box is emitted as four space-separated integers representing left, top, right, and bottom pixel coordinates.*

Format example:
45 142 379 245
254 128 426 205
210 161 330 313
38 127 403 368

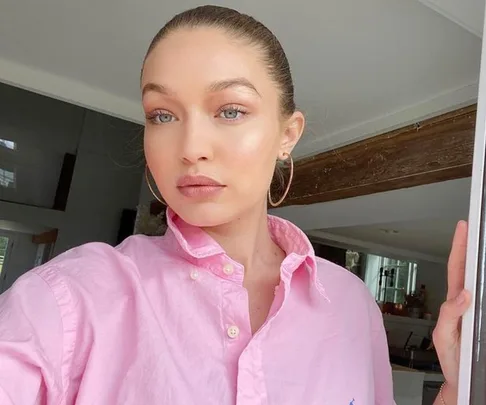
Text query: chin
172 202 238 228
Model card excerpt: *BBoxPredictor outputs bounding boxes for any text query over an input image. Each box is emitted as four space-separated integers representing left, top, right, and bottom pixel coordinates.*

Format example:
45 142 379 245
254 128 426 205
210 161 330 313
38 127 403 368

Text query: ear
279 111 305 158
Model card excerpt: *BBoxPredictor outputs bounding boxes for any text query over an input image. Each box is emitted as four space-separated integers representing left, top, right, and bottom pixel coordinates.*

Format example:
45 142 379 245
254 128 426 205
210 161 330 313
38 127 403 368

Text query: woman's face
141 27 304 227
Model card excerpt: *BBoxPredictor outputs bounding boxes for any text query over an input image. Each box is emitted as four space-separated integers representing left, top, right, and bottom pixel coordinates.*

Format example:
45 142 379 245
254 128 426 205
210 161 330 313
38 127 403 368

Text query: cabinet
422 381 441 405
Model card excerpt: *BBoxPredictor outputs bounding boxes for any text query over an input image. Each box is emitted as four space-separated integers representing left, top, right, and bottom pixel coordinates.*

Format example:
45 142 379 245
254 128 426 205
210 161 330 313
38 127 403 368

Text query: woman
0 5 470 405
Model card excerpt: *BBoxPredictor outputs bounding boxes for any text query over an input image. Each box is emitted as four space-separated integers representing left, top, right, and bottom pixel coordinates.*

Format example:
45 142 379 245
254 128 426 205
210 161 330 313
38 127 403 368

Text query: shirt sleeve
0 269 74 404
369 297 396 405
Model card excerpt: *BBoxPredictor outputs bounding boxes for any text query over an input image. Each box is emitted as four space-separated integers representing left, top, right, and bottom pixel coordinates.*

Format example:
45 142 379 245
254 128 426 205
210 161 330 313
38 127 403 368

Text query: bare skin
142 28 304 334
432 220 471 405
204 204 285 333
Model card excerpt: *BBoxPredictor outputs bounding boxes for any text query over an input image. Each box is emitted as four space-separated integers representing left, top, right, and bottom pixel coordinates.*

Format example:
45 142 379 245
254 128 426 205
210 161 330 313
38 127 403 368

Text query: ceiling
314 218 460 261
275 177 472 262
0 0 482 157
416 0 485 37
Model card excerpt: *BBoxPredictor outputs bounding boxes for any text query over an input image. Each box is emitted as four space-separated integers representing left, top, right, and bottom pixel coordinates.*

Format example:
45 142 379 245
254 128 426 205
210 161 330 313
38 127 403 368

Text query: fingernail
456 291 466 305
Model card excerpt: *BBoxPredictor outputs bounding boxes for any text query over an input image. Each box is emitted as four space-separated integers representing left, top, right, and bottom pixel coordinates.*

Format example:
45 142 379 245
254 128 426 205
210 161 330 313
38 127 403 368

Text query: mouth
176 175 226 198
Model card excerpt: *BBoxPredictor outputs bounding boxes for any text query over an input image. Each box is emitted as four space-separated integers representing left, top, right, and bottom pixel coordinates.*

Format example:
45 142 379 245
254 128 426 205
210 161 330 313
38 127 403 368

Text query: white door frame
459 0 486 402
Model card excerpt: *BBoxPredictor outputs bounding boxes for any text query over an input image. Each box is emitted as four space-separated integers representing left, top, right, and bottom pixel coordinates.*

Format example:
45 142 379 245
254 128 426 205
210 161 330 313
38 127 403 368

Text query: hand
432 221 472 403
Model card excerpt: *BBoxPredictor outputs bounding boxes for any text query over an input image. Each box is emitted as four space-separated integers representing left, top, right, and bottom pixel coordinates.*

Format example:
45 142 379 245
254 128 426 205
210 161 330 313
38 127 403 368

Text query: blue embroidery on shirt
349 400 355 405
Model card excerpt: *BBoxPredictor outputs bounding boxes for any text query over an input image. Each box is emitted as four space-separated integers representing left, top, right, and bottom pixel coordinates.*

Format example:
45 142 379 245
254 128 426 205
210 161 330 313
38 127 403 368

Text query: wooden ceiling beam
282 104 476 207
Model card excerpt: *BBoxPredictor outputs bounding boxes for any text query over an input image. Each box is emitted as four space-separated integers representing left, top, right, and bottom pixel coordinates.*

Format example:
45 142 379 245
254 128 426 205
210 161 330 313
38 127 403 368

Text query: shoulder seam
32 267 77 405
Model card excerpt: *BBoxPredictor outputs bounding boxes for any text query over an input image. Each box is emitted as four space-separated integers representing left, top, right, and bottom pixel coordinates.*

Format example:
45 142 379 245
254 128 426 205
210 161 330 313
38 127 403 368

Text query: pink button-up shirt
0 210 394 405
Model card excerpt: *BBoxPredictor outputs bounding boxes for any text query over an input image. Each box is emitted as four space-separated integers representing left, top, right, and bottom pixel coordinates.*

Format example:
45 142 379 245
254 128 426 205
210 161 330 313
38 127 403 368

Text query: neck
202 202 285 276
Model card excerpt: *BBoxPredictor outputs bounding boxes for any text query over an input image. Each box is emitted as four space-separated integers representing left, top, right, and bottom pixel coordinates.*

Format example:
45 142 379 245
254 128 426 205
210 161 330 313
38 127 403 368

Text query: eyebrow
141 78 260 98
142 82 170 97
208 78 261 97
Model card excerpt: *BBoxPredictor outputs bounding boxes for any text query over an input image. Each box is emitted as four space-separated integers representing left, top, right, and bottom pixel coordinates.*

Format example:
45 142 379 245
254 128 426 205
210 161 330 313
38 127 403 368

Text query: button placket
236 340 268 405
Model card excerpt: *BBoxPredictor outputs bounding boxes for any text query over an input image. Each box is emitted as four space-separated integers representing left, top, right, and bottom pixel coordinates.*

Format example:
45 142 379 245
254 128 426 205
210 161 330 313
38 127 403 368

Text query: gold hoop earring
145 165 166 206
268 152 294 207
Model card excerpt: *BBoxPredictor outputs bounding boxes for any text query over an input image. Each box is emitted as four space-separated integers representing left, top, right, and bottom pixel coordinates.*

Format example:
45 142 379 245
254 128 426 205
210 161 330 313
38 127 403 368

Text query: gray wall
0 82 144 283
0 82 85 207
415 260 447 318
54 110 144 254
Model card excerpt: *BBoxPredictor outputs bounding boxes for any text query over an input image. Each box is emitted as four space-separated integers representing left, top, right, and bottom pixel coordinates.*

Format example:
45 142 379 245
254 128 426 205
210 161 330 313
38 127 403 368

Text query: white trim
416 0 483 38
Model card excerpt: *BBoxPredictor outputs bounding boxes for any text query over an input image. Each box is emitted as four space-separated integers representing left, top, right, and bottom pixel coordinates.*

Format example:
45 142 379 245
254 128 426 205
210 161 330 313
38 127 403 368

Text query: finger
433 290 471 345
447 221 468 301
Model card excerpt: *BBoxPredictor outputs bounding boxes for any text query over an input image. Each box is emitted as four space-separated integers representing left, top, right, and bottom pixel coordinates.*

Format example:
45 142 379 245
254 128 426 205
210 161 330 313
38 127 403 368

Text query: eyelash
216 105 248 121
145 110 175 125
145 105 249 125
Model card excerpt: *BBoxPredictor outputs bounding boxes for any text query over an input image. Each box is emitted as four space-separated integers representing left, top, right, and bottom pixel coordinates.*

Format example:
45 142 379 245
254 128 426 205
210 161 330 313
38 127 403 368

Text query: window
0 168 15 188
0 236 8 276
364 254 417 304
0 139 16 150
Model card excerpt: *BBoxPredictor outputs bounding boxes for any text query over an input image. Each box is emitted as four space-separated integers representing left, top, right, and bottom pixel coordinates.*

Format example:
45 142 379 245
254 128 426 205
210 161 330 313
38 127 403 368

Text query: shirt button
190 270 199 280
227 325 240 339
223 263 234 275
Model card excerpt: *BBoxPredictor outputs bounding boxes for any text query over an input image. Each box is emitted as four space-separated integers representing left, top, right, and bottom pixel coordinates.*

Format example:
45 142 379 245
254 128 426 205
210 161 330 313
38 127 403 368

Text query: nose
179 117 213 165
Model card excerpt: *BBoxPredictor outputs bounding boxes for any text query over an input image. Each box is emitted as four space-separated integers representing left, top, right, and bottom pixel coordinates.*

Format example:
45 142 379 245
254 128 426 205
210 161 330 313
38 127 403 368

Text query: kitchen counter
392 363 444 381
392 364 421 372
392 364 425 405
423 371 444 383
391 363 444 405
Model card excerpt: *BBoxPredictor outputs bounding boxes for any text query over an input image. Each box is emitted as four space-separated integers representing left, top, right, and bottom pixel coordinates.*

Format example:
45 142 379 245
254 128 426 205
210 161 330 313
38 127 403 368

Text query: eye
146 110 177 125
218 106 247 121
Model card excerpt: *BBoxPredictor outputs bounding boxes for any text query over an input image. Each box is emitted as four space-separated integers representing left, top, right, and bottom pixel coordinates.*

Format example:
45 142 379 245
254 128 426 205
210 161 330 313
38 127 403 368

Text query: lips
176 175 225 199
177 175 224 188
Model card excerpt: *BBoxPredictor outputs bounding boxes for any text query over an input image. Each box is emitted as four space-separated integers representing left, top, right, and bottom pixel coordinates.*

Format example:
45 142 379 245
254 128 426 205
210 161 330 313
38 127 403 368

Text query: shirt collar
164 208 330 301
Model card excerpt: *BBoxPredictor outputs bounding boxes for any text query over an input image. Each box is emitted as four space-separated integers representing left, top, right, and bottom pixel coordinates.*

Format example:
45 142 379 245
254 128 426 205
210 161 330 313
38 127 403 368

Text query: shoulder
315 257 371 298
40 234 165 274
27 234 168 300
314 257 386 336
314 256 380 316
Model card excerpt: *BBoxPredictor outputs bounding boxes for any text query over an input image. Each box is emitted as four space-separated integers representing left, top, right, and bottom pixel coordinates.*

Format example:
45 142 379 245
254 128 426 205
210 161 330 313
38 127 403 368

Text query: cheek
221 123 279 190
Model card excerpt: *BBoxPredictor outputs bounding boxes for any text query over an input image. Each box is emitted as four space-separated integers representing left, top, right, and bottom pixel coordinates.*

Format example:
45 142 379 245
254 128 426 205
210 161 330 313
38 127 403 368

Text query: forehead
141 27 275 96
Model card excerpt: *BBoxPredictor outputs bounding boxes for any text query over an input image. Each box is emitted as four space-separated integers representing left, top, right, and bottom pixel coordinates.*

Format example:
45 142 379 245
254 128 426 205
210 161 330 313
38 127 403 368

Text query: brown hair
143 5 295 117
